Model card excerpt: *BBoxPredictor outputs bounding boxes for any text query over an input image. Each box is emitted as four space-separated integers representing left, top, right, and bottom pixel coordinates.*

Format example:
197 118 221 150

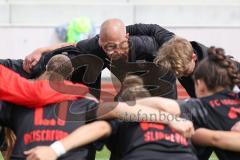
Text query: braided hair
193 46 240 91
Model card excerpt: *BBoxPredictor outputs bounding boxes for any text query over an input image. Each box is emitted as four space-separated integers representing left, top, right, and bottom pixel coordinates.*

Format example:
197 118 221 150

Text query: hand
169 118 195 138
23 48 44 73
231 121 240 132
24 146 58 160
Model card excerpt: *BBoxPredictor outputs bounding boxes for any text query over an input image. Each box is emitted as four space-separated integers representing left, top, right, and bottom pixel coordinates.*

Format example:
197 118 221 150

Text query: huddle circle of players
0 19 240 160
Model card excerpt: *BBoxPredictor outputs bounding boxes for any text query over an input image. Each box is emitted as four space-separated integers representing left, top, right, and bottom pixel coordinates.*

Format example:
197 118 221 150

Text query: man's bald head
99 18 127 42
99 19 129 60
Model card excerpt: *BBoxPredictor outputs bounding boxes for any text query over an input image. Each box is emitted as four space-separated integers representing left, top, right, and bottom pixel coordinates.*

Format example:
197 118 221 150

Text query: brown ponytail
193 46 240 91
119 75 151 101
2 128 16 160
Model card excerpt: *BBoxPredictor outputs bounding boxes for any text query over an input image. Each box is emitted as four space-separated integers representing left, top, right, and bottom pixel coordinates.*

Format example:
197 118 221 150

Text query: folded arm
96 101 194 138
136 97 181 115
25 120 111 160
23 42 76 72
126 23 175 46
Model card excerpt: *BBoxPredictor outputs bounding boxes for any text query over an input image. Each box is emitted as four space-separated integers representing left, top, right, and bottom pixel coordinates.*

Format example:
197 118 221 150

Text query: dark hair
119 75 151 101
120 86 151 101
193 46 240 91
2 128 16 160
122 75 144 90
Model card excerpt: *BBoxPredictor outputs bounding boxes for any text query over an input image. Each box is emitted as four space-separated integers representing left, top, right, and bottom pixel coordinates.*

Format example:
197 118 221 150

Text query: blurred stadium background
0 0 240 159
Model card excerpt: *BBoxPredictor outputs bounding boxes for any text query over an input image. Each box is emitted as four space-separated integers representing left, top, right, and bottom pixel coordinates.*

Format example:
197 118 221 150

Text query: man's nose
111 49 121 54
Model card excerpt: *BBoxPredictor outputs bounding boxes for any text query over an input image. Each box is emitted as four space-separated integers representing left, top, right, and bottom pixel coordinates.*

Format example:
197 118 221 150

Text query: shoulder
178 98 205 115
178 98 203 108
129 36 159 55
76 35 101 51
129 35 156 44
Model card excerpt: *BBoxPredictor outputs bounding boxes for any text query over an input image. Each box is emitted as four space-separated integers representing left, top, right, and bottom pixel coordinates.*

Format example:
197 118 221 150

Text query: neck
36 72 51 80
205 86 226 96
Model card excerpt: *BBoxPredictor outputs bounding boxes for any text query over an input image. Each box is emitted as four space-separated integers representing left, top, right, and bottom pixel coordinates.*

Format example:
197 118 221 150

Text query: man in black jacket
16 19 178 100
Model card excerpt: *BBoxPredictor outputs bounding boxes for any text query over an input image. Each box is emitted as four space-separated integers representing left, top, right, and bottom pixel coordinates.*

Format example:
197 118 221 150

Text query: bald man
98 19 129 60
17 19 175 99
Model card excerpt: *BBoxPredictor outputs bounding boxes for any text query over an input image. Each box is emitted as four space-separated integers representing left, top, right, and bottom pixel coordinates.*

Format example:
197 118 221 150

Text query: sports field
95 147 219 160
0 149 219 160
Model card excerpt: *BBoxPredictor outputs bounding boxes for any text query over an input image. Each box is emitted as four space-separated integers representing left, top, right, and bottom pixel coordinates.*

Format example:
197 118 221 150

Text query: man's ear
192 53 197 61
126 33 129 39
98 38 102 46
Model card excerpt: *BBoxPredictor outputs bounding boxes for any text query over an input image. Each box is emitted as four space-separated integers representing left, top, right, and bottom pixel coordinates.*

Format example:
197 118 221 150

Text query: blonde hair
154 37 194 77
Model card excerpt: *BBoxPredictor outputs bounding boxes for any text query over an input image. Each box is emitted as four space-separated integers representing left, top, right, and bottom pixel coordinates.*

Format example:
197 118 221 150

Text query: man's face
100 34 129 60
183 60 196 76
182 53 197 76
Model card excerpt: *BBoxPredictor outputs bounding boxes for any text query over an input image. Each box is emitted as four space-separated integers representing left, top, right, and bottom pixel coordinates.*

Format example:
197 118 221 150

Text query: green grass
0 152 3 160
209 152 219 160
0 150 218 160
96 146 110 160
95 148 219 160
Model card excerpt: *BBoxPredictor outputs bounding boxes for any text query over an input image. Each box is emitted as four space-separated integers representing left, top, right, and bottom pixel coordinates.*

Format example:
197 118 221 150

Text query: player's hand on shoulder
23 48 44 73
169 118 195 138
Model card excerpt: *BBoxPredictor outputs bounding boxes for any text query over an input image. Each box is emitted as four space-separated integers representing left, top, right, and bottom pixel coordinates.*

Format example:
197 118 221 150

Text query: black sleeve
108 120 121 135
0 59 32 78
0 101 12 127
106 120 122 160
178 99 209 128
93 120 120 151
132 36 160 59
178 77 196 98
76 35 101 53
126 24 175 47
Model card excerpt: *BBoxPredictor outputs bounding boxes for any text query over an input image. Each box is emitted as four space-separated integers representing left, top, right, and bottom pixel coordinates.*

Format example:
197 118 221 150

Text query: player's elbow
211 133 222 147
96 121 112 138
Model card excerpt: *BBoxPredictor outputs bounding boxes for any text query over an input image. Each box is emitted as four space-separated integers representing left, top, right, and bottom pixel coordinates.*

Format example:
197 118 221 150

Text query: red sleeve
0 64 89 108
